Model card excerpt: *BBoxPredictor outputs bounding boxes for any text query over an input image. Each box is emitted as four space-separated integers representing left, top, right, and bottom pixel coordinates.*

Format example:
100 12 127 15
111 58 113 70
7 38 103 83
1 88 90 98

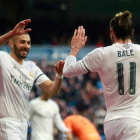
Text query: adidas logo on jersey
12 65 17 70
29 72 34 78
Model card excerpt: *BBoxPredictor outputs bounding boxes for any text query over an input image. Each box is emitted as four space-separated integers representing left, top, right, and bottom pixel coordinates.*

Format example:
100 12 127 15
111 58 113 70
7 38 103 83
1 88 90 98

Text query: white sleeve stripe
82 59 90 72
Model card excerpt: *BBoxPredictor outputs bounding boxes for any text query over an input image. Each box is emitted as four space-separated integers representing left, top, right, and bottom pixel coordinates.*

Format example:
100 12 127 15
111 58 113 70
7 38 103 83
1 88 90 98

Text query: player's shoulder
23 60 38 71
48 99 59 107
24 60 36 67
64 115 76 123
90 46 109 55
132 43 140 49
91 47 103 52
0 51 9 56
29 97 40 105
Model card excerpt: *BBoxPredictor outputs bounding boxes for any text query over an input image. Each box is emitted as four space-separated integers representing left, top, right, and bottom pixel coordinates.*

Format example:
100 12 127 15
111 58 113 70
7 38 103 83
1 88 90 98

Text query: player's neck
40 95 49 101
10 53 24 65
114 38 132 44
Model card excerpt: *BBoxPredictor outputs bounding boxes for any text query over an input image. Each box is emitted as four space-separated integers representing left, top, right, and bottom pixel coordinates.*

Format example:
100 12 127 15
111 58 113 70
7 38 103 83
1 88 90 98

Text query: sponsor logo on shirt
10 74 33 92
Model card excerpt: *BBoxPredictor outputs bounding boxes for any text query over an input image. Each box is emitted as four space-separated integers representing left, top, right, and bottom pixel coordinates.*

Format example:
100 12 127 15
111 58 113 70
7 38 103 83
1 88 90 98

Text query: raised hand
12 19 31 36
54 60 65 75
71 26 87 50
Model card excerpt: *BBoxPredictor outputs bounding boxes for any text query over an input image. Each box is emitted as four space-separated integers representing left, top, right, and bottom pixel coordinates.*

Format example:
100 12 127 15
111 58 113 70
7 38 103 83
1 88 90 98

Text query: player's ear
132 29 134 35
111 28 115 37
8 40 14 49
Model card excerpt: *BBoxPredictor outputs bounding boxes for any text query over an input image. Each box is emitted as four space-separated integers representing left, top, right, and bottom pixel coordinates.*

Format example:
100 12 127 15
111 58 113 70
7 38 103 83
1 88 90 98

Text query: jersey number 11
117 62 136 95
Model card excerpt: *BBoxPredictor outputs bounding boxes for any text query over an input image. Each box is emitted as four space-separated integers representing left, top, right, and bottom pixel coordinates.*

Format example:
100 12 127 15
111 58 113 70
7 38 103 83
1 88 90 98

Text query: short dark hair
9 32 30 42
110 11 133 41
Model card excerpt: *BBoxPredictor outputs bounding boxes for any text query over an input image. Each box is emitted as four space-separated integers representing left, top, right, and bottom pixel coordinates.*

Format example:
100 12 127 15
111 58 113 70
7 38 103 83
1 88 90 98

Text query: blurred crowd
28 58 107 140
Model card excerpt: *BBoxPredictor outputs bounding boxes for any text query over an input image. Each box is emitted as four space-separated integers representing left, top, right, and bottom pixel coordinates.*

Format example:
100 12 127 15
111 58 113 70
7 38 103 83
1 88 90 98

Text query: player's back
97 43 140 122
64 115 101 140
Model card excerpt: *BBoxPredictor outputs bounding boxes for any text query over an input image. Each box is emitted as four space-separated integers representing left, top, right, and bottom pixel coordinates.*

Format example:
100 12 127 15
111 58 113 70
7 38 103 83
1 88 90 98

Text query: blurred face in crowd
10 33 31 60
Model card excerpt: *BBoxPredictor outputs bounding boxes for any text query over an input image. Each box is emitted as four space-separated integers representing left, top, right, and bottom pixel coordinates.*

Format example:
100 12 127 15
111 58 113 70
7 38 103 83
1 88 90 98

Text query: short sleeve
82 48 102 72
34 66 50 86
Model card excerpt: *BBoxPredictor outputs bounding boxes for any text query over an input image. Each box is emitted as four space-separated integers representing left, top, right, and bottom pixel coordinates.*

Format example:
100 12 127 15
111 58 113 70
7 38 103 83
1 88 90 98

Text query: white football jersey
63 43 140 122
29 97 69 140
0 51 49 120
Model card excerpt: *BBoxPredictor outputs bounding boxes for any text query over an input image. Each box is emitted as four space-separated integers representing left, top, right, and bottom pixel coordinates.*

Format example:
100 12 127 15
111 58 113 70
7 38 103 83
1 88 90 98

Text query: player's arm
39 60 64 96
28 101 35 120
0 19 31 46
66 131 74 140
63 26 89 78
69 26 87 57
63 26 102 78
54 112 70 133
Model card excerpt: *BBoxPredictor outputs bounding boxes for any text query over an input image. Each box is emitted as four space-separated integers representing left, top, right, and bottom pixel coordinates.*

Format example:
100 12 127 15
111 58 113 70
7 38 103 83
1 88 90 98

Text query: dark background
0 0 140 46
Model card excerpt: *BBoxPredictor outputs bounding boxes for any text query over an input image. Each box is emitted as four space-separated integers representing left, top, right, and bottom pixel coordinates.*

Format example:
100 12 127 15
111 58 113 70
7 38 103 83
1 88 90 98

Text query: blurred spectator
87 107 95 123
59 35 66 45
52 37 59 46
94 106 106 135
95 37 105 47
58 99 69 119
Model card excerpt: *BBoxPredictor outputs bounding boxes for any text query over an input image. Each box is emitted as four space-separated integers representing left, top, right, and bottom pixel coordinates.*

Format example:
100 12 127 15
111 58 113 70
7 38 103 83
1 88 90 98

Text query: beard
14 44 29 59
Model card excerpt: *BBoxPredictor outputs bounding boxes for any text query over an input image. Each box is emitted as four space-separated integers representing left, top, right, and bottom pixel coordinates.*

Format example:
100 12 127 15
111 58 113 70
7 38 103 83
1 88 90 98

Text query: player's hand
54 60 65 75
71 26 87 50
11 19 31 36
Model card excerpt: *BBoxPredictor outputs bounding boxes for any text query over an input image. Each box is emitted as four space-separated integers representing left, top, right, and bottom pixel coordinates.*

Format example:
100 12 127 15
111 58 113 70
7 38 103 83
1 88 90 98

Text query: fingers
84 36 87 43
55 61 65 69
20 19 31 25
54 60 65 75
75 26 85 39
77 26 83 37
24 28 32 33
58 60 65 67
17 19 31 27
54 64 57 71
73 29 77 38
81 28 85 40
12 19 32 35
77 26 81 36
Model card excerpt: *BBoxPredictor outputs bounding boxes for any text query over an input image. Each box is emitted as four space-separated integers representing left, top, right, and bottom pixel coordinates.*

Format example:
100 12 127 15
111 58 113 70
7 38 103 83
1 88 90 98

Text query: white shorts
0 118 28 140
104 118 140 140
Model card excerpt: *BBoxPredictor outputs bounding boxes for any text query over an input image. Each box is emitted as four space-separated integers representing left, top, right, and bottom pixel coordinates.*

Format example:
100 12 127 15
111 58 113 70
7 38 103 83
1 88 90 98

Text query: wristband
72 46 79 50
56 73 63 79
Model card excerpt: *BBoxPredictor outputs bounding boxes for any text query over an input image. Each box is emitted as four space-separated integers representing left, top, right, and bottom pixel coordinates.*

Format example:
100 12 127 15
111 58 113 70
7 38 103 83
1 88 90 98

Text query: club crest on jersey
29 72 34 78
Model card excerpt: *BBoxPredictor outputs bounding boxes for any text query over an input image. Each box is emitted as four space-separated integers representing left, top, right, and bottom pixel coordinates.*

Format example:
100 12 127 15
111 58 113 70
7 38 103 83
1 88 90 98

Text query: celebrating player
0 19 64 140
63 11 140 140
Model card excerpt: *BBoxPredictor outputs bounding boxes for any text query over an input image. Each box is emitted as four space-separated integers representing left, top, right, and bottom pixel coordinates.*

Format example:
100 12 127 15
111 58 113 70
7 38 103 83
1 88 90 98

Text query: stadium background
0 0 140 140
